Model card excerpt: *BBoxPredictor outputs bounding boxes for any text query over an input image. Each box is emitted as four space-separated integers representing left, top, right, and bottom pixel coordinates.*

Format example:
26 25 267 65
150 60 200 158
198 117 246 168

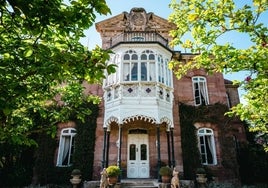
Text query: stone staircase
83 179 194 188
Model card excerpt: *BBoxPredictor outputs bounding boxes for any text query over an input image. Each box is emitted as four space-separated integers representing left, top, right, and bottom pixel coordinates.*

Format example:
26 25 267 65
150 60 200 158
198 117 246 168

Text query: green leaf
24 49 33 57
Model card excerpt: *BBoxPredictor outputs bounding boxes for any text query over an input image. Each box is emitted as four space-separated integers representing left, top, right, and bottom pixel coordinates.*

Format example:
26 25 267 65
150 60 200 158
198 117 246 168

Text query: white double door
127 134 149 178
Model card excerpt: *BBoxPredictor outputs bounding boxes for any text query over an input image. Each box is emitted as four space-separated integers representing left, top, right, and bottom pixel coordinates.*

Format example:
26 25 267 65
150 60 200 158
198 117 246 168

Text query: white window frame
56 128 76 167
123 50 157 82
197 128 217 165
141 50 155 82
122 50 138 82
192 76 209 106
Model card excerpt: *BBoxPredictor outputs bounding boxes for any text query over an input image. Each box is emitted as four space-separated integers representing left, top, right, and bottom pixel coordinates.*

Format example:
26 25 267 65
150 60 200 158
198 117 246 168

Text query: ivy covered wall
34 102 99 185
179 103 241 182
0 102 99 187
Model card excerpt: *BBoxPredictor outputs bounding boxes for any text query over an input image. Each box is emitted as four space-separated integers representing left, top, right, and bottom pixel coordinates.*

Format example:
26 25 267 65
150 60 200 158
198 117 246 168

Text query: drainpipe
166 130 171 167
102 127 107 168
157 124 161 182
170 127 175 168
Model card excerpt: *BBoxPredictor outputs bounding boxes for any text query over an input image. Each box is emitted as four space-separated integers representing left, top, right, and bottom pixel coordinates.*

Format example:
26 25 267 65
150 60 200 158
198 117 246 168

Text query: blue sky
81 0 267 103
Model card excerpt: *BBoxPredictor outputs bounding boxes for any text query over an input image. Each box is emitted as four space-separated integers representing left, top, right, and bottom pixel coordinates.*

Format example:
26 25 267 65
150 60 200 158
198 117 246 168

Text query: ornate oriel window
197 128 217 165
56 128 76 167
104 49 173 102
192 76 209 106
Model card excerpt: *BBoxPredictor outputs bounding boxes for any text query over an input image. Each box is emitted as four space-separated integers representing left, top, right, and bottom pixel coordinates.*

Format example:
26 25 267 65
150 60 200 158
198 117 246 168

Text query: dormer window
192 76 209 106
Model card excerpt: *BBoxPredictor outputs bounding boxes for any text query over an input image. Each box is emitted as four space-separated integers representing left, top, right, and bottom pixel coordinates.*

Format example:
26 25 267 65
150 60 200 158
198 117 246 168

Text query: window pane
131 63 138 81
149 62 155 81
57 128 76 167
71 129 76 133
205 136 213 164
199 129 205 134
62 136 71 165
199 136 204 144
192 77 209 105
132 54 138 60
69 137 75 165
141 62 147 81
129 144 136 160
140 144 147 160
149 54 155 60
123 63 130 81
198 128 216 165
206 129 212 133
124 54 130 60
201 154 206 163
141 54 147 60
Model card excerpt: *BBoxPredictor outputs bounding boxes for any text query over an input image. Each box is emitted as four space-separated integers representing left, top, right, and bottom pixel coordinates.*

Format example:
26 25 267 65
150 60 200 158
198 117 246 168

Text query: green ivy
179 103 239 180
73 103 99 181
33 102 99 185
0 101 99 186
179 103 202 179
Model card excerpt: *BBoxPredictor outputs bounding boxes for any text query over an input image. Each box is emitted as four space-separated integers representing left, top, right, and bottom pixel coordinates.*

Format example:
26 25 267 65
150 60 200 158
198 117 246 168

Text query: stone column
102 127 107 168
157 124 161 182
170 127 175 168
166 130 171 167
106 130 110 167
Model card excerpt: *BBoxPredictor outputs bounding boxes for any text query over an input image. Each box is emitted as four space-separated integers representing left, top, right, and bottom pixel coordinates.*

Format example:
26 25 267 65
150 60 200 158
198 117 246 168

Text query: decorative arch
160 116 173 129
122 114 156 124
105 116 119 128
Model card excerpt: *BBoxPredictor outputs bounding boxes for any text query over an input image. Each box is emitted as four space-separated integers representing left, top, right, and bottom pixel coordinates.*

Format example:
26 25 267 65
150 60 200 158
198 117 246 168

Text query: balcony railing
109 31 170 49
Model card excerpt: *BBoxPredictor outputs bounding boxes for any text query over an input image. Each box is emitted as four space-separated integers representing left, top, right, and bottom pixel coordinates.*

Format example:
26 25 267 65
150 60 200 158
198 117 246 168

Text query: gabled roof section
95 7 176 35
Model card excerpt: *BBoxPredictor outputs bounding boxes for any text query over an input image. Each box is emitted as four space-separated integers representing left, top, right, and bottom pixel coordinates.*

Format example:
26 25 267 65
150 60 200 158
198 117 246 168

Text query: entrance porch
101 119 175 180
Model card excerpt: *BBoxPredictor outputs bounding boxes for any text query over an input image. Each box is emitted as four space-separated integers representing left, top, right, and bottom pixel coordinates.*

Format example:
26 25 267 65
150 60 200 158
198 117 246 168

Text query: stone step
120 179 158 188
122 186 158 188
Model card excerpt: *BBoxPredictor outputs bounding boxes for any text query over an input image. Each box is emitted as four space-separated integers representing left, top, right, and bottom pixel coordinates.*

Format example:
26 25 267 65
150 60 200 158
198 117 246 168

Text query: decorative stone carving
124 7 153 31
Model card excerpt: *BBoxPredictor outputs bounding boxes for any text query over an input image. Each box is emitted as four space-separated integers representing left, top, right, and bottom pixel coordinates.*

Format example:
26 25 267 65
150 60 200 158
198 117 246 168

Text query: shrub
106 165 121 177
159 166 172 176
196 167 206 174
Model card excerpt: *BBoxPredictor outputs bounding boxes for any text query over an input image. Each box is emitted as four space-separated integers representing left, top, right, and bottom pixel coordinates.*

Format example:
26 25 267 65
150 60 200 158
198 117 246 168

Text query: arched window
123 50 138 81
141 50 155 81
57 128 76 166
197 128 217 165
192 76 209 106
